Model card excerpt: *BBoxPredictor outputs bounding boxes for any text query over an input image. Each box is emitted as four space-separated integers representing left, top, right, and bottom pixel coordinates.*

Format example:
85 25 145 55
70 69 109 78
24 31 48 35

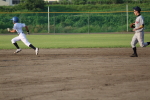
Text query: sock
13 43 20 49
29 44 36 50
133 47 137 54
147 42 150 45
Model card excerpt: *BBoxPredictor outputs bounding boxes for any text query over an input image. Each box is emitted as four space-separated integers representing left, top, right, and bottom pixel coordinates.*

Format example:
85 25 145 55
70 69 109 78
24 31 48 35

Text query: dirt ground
0 48 150 100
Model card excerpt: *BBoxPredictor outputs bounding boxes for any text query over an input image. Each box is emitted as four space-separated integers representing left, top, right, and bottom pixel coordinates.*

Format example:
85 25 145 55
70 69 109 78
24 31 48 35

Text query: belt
18 32 24 35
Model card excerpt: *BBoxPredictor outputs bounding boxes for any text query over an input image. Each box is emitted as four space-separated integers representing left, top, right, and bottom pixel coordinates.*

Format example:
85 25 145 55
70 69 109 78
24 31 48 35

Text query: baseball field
0 33 150 100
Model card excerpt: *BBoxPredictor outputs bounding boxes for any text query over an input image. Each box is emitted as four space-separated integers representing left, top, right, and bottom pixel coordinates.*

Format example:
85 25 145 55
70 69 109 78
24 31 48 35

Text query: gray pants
131 31 148 48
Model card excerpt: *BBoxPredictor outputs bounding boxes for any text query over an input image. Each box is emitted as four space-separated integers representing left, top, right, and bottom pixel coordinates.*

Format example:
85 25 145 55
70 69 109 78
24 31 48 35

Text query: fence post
126 4 128 32
88 12 90 34
54 13 55 34
48 6 50 33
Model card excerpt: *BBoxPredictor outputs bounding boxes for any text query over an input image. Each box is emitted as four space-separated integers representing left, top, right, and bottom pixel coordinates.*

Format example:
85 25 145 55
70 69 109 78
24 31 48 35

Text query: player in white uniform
8 17 39 55
130 6 150 57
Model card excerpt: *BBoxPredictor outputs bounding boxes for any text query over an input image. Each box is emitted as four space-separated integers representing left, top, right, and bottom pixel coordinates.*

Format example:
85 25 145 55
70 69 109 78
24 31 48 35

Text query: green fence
0 10 150 34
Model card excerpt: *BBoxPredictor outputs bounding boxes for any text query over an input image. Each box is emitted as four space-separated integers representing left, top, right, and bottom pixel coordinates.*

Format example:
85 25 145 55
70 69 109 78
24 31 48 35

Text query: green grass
0 33 150 49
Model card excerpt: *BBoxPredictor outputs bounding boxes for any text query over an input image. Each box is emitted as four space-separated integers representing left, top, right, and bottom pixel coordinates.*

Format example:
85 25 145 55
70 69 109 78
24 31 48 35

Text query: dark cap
133 6 141 12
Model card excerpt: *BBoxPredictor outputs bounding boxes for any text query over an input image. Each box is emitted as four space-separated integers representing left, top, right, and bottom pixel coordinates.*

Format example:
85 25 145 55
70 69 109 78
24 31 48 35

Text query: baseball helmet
11 17 19 23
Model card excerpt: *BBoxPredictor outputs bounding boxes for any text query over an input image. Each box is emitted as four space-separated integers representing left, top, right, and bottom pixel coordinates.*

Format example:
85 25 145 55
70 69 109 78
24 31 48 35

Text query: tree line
0 0 46 12
49 0 149 5
0 0 150 12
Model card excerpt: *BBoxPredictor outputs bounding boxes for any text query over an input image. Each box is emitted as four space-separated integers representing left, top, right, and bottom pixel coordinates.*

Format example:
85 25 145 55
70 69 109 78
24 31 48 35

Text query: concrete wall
0 0 12 6
44 0 60 2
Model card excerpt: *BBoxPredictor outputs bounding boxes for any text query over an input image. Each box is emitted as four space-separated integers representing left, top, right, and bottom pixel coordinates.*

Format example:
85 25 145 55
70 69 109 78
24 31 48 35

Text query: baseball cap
133 6 141 12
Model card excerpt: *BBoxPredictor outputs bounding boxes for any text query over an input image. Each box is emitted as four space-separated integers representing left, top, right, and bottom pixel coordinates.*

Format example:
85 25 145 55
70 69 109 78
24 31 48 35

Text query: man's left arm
133 24 144 31
7 28 17 33
133 18 144 31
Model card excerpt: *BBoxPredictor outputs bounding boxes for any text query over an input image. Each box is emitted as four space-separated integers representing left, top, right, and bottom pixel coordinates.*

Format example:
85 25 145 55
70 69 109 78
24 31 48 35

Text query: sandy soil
0 48 150 100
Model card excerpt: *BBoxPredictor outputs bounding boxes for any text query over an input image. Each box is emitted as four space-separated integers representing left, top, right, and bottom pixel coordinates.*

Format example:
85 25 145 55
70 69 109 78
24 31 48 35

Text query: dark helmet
133 6 141 12
11 17 19 23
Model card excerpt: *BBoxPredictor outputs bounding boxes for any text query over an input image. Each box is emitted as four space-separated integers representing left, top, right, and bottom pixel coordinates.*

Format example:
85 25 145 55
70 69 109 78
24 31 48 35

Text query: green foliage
0 3 150 33
1 12 150 33
0 1 46 12
50 0 149 5
18 0 46 11
72 0 87 5
48 3 150 12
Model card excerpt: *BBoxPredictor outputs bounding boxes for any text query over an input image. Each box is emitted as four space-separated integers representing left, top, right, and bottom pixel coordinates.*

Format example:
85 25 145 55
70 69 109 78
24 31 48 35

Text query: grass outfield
0 33 150 49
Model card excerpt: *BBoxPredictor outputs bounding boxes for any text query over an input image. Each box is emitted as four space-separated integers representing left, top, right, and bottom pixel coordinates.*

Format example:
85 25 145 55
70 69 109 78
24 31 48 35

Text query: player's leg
137 31 150 47
130 34 138 57
20 34 39 55
137 31 149 47
147 42 150 45
11 36 22 53
29 44 39 55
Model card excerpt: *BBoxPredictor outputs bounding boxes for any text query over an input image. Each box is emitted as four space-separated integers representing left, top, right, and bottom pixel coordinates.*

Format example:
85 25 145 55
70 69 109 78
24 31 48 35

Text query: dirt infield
0 48 150 100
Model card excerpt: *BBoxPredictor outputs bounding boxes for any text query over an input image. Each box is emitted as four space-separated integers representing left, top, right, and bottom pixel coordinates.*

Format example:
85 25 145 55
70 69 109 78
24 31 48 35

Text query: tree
18 0 46 11
110 0 124 4
72 0 87 5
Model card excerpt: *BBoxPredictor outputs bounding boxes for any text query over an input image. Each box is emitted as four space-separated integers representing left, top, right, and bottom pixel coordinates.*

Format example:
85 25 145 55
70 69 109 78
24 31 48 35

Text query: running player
130 6 150 57
8 16 39 55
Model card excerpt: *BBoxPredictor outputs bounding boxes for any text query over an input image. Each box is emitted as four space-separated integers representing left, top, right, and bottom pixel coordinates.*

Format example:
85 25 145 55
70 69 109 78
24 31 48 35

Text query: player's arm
133 18 144 31
7 28 17 33
7 25 17 33
138 24 144 29
133 24 144 31
25 26 30 34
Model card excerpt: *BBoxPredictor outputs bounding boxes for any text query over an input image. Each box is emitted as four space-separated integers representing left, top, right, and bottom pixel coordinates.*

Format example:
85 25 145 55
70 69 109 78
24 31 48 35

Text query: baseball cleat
14 49 21 54
35 48 39 55
130 53 138 57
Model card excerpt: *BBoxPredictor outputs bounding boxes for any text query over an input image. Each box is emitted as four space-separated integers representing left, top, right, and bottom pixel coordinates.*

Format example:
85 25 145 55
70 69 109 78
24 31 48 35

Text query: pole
88 12 90 34
48 6 50 33
126 4 128 32
54 13 55 34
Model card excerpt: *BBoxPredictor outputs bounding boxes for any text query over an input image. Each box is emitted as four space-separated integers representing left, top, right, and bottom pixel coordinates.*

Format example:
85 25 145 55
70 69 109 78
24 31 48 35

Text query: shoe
14 49 21 54
130 53 138 57
35 48 39 55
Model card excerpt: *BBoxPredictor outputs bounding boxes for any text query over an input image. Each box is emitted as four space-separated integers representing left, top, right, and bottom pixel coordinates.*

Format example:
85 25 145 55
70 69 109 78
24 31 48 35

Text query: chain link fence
0 5 150 34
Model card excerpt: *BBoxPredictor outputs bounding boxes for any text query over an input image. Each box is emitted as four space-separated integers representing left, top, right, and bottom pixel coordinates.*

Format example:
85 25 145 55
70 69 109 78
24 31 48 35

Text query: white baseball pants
131 31 148 48
11 33 31 47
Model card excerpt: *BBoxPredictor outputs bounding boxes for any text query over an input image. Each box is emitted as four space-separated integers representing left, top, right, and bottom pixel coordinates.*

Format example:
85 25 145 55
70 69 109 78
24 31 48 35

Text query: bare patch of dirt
0 48 150 100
